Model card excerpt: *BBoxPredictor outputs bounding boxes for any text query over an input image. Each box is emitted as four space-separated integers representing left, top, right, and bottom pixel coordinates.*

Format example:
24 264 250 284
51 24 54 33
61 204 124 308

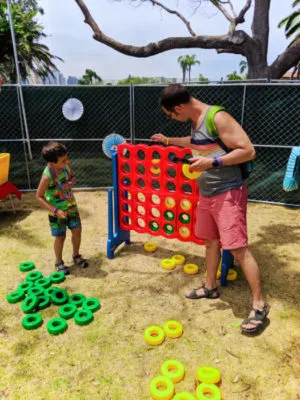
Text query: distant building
43 70 66 85
67 76 78 85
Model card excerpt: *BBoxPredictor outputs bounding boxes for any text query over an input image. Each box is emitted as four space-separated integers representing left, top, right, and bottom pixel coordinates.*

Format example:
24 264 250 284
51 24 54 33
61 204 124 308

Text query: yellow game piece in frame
182 164 202 180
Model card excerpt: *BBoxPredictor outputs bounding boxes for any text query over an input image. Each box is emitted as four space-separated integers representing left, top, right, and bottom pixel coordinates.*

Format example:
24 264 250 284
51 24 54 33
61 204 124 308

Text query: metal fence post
130 84 135 143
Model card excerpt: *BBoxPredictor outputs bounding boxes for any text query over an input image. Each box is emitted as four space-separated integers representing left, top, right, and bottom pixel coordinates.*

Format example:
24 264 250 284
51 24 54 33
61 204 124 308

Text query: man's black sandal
185 285 220 300
241 303 270 334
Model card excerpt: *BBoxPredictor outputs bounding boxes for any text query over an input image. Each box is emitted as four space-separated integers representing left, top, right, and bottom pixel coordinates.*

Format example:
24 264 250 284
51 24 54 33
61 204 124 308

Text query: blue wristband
53 207 58 215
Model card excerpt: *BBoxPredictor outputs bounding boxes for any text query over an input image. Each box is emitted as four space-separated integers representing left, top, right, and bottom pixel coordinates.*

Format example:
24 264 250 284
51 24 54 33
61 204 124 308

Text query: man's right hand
151 133 167 143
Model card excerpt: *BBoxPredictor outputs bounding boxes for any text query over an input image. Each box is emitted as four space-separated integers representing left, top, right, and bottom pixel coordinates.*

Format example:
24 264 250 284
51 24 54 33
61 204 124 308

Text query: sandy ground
0 191 299 400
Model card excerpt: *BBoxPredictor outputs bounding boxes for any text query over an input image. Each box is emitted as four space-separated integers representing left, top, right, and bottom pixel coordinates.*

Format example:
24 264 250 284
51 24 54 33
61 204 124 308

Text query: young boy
36 141 88 274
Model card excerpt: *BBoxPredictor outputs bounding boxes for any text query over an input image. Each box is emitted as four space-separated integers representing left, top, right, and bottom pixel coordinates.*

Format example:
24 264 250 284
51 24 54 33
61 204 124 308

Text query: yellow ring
179 226 191 238
172 254 185 265
165 196 176 209
161 259 176 270
184 264 199 275
150 165 161 175
227 268 237 281
182 164 202 180
180 199 192 211
173 393 196 400
196 383 221 400
163 320 183 338
144 242 157 252
144 326 165 346
160 359 185 383
197 366 221 384
150 376 174 400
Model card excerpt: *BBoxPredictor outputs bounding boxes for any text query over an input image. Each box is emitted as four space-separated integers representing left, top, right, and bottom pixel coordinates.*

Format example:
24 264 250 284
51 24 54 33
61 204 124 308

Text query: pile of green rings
7 261 101 334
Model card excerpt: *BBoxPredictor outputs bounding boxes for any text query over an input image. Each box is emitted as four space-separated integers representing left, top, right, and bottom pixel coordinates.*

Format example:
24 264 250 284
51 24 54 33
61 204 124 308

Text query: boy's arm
36 175 66 218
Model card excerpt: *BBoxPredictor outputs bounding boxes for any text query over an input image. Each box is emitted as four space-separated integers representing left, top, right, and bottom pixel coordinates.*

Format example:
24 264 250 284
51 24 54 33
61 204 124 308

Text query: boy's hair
159 84 191 111
41 142 67 163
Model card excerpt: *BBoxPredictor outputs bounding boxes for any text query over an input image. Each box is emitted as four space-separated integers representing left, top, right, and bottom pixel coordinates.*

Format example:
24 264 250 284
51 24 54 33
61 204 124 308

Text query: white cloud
38 0 290 81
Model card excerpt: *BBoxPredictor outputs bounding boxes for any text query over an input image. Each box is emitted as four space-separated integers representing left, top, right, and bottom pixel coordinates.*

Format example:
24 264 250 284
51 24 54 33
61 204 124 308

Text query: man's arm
214 111 256 166
151 133 191 147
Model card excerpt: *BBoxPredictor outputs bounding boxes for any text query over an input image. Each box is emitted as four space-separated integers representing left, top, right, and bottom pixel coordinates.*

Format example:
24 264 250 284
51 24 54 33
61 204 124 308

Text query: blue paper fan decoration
102 133 126 159
62 98 84 121
283 146 300 192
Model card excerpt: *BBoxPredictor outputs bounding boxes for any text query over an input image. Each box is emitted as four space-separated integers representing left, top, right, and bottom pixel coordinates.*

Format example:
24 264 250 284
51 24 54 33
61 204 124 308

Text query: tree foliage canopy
74 0 300 79
0 1 61 83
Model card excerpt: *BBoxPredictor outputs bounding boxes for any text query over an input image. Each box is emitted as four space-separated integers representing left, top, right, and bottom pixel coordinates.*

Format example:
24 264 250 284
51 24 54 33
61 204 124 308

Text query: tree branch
251 0 270 59
150 0 196 37
269 39 300 79
75 0 250 57
235 0 252 24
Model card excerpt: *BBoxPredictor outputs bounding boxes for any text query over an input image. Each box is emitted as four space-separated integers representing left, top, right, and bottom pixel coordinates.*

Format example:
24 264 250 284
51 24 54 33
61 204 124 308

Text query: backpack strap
206 105 230 153
206 105 225 138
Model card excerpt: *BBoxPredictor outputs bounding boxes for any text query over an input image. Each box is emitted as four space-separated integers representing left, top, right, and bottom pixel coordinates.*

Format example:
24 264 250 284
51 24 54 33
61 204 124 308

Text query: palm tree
185 55 200 83
0 3 62 83
78 69 102 85
278 0 300 47
177 55 188 83
239 60 248 74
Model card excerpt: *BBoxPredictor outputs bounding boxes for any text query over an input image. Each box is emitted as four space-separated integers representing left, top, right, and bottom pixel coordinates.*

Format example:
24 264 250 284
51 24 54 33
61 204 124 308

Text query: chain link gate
0 83 299 206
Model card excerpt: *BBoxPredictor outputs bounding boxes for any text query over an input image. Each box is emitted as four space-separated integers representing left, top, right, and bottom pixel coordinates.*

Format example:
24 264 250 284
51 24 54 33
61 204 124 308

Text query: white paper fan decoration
62 98 84 121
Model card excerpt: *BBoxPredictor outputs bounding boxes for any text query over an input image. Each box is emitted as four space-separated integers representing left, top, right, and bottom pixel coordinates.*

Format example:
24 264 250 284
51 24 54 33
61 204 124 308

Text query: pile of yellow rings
183 263 199 275
150 376 174 400
163 320 183 338
196 383 221 400
150 159 161 175
173 393 196 400
227 268 238 281
197 366 221 384
161 259 176 270
161 359 185 383
144 325 165 346
182 164 202 180
172 254 185 265
144 242 158 252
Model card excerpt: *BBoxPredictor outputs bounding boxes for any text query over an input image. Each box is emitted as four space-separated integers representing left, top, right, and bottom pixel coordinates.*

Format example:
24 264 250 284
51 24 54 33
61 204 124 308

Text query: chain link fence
0 83 299 206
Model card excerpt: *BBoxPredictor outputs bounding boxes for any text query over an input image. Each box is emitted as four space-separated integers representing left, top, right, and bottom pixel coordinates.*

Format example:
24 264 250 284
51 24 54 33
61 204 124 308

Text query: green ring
58 304 77 319
164 224 175 234
47 318 68 335
34 277 51 289
149 221 160 232
7 290 25 304
21 295 39 314
26 271 43 282
17 281 34 293
164 210 175 221
19 262 35 272
179 212 191 224
50 288 69 305
44 286 58 297
49 271 65 284
82 298 101 313
22 313 43 330
37 295 51 310
27 286 45 297
68 293 86 307
74 309 94 326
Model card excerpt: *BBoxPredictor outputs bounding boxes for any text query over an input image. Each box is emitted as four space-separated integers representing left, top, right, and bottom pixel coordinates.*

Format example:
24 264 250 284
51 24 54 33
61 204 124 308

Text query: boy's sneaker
55 260 70 275
73 254 88 268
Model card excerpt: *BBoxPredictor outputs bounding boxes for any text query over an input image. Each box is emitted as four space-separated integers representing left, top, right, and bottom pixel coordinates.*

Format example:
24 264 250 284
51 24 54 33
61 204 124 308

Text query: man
151 84 269 334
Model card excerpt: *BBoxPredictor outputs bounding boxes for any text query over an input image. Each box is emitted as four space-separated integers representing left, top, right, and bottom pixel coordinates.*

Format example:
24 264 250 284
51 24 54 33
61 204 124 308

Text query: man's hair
159 84 191 111
41 141 67 163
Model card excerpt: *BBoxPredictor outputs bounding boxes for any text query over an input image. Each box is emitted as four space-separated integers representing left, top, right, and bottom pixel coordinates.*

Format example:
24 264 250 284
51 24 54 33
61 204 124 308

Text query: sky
37 0 293 81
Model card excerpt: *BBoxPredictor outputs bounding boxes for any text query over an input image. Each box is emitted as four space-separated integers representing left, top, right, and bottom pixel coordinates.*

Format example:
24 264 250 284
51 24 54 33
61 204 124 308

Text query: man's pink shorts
195 185 248 249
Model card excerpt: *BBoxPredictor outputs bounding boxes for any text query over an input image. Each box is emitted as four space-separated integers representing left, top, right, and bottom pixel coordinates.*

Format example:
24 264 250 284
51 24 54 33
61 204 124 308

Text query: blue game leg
220 249 234 287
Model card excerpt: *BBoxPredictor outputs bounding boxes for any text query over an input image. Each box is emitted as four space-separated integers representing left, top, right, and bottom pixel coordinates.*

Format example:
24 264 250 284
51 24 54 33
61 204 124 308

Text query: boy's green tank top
43 166 76 212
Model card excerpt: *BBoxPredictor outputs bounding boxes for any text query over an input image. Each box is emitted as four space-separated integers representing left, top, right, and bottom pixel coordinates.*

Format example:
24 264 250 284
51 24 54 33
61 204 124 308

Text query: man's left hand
189 156 212 172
